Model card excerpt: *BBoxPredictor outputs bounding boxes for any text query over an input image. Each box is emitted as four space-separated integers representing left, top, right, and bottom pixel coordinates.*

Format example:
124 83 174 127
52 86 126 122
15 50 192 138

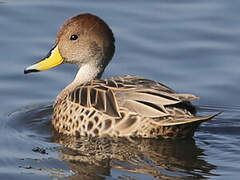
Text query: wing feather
122 100 169 117
68 75 197 119
105 89 121 117
94 90 106 111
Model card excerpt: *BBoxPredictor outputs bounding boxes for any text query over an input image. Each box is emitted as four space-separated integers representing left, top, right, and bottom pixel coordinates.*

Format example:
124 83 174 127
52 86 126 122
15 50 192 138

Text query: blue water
0 0 240 179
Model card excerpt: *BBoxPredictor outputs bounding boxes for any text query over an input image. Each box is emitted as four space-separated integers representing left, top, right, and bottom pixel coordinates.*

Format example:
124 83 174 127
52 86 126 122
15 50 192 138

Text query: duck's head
24 13 115 80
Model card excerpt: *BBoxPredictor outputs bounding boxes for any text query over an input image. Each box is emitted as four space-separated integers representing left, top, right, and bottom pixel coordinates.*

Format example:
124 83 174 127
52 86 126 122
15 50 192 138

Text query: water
0 0 240 179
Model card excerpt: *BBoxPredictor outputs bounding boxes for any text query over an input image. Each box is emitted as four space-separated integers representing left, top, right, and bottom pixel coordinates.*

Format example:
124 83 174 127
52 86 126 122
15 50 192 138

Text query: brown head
24 13 115 80
57 13 115 67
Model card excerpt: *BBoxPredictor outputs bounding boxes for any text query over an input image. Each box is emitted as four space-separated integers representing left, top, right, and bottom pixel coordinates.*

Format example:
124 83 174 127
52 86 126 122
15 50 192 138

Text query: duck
24 13 219 139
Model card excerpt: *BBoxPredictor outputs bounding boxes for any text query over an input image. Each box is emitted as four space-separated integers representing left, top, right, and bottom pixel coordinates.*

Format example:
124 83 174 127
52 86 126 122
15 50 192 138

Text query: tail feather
161 112 221 126
156 112 221 139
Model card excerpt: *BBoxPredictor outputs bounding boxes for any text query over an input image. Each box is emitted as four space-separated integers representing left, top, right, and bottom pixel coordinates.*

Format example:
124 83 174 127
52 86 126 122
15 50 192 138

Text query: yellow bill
24 45 64 74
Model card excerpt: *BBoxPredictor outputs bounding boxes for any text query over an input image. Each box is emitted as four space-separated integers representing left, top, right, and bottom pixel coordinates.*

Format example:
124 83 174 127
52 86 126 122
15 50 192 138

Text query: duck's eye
70 34 78 40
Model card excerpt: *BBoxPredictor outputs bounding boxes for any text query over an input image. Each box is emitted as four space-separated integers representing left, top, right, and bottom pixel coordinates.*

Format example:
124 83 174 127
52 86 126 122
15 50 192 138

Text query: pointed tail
161 112 221 126
158 112 221 139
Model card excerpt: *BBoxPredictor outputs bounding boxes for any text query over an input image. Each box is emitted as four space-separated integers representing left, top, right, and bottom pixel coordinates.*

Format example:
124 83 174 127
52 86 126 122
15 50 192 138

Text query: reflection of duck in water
8 104 217 179
25 13 219 139
52 130 217 179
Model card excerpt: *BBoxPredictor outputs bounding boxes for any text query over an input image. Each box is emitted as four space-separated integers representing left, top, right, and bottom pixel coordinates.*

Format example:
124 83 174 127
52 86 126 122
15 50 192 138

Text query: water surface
0 0 240 179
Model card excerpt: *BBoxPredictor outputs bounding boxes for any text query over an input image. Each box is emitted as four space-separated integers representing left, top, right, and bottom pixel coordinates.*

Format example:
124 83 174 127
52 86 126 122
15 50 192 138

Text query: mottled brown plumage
52 75 218 139
25 13 219 139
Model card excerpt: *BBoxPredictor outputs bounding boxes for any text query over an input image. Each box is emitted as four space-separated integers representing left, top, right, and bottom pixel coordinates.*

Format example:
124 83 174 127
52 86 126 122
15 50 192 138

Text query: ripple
3 103 222 179
7 103 53 142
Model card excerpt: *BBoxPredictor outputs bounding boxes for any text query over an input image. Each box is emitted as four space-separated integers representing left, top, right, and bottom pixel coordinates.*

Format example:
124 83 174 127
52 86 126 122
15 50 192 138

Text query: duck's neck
56 63 104 101
73 63 103 84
